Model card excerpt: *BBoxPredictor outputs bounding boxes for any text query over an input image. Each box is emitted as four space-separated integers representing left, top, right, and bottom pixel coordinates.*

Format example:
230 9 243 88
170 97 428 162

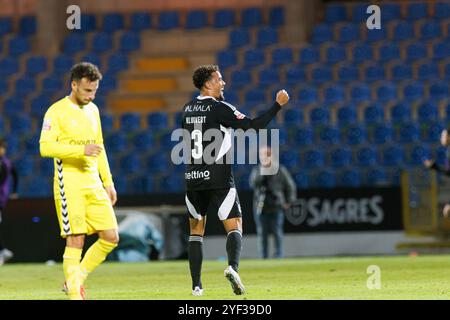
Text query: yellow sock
63 247 83 300
80 239 117 283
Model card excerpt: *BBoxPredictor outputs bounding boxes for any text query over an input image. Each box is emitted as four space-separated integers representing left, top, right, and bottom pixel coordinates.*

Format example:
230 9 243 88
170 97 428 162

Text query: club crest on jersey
42 119 51 131
234 110 246 120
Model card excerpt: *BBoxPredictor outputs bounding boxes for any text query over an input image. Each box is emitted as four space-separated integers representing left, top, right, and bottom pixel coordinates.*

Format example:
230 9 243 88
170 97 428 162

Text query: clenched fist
276 89 290 106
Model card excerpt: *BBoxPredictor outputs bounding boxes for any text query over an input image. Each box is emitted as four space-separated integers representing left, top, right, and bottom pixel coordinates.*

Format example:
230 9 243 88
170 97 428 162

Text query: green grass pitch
1 255 450 300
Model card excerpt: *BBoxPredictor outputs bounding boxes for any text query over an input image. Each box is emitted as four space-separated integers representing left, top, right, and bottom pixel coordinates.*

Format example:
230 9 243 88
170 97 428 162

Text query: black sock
226 230 242 272
188 235 203 290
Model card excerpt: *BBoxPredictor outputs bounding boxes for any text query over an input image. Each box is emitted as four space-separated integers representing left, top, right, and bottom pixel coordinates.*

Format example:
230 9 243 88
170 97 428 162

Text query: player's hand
276 89 289 106
105 185 117 206
444 204 450 218
85 144 103 157
423 159 434 169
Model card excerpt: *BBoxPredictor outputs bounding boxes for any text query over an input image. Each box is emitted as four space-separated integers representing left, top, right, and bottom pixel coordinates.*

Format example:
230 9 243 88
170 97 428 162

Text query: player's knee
66 234 85 249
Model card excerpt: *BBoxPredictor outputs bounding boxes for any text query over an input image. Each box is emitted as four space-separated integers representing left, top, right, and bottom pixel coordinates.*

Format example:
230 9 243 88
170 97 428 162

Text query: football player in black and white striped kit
181 65 289 296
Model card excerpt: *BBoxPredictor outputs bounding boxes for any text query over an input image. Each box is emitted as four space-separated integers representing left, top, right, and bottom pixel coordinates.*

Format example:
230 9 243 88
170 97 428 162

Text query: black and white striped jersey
181 95 281 191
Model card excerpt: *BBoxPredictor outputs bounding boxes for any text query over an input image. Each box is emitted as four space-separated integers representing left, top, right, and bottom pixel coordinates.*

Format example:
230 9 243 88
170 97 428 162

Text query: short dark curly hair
192 65 219 90
70 62 103 82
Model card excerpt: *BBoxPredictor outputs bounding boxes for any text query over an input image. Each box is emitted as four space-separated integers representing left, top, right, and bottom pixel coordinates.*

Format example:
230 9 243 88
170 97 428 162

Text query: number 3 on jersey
191 129 203 159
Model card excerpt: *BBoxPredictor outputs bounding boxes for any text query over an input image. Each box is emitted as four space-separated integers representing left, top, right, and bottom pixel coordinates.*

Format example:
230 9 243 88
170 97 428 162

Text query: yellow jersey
39 96 113 192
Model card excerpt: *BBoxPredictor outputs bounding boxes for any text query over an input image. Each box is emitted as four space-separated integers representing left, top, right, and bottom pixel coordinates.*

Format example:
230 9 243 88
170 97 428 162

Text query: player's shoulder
45 96 70 115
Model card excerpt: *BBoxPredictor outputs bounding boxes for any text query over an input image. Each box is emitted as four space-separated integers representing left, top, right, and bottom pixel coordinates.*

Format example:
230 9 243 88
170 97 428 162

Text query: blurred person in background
0 138 18 265
424 128 450 217
249 146 296 259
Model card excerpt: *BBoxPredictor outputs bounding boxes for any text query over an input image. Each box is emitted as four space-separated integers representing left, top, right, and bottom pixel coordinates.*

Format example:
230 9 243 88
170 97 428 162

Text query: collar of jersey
197 95 217 101
66 96 89 110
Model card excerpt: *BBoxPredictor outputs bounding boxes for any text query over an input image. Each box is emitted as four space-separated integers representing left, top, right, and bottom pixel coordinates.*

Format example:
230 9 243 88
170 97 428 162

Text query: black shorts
185 188 242 221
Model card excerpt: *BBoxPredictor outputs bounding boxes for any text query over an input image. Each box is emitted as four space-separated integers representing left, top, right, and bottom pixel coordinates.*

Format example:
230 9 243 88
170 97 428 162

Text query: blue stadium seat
397 122 420 143
380 3 401 21
213 9 235 28
120 154 141 175
318 126 340 145
392 21 414 41
4 97 25 117
24 134 40 156
408 144 430 166
120 112 141 131
0 79 8 93
313 169 337 188
338 23 360 43
391 63 413 81
363 63 385 82
241 8 262 27
19 16 36 35
299 45 320 64
339 169 362 187
405 42 427 62
372 123 394 144
9 114 31 135
100 114 114 133
337 63 359 82
256 27 278 48
231 70 251 87
15 76 36 96
147 112 169 130
271 47 293 66
403 81 425 101
406 2 428 20
337 106 357 126
76 14 97 33
431 40 450 60
382 145 404 167
63 33 86 53
420 20 441 40
417 62 439 81
40 158 54 177
363 103 384 124
80 53 102 69
330 147 352 168
352 4 368 22
0 17 12 36
352 43 373 62
91 32 113 53
269 6 284 27
294 126 313 146
304 149 325 168
366 28 387 43
429 82 449 100
3 135 20 156
294 172 309 189
107 52 129 74
435 2 450 19
244 88 266 105
311 24 333 44
158 11 179 30
8 36 30 56
390 102 411 123
0 57 19 77
422 121 444 142
343 124 368 145
325 44 347 63
147 153 169 173
436 146 448 166
25 56 48 75
41 75 63 95
30 94 51 118
53 54 74 74
280 152 301 172
311 65 332 84
243 48 265 68
119 32 141 52
297 86 318 105
162 175 185 192
100 73 117 93
375 82 397 102
357 146 378 166
224 90 239 105
229 28 250 48
350 83 371 102
105 132 128 153
285 67 306 86
258 68 279 87
366 168 389 186
417 101 439 122
132 130 154 150
325 3 347 23
103 13 124 32
284 108 303 126
130 12 152 31
377 43 400 62
217 49 237 69
445 63 450 80
185 10 208 29
23 176 52 197
323 85 345 104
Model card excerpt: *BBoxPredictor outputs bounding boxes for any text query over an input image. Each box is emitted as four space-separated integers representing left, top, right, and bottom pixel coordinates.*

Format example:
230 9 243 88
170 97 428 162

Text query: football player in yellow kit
39 62 119 300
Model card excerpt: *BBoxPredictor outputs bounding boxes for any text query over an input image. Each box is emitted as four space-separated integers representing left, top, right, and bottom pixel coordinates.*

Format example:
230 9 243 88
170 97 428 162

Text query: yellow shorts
54 186 118 238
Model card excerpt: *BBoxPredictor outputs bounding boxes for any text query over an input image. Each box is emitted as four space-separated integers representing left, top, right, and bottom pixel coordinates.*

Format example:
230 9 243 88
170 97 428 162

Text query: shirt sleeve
216 101 281 130
281 166 297 203
95 108 114 187
39 107 85 159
